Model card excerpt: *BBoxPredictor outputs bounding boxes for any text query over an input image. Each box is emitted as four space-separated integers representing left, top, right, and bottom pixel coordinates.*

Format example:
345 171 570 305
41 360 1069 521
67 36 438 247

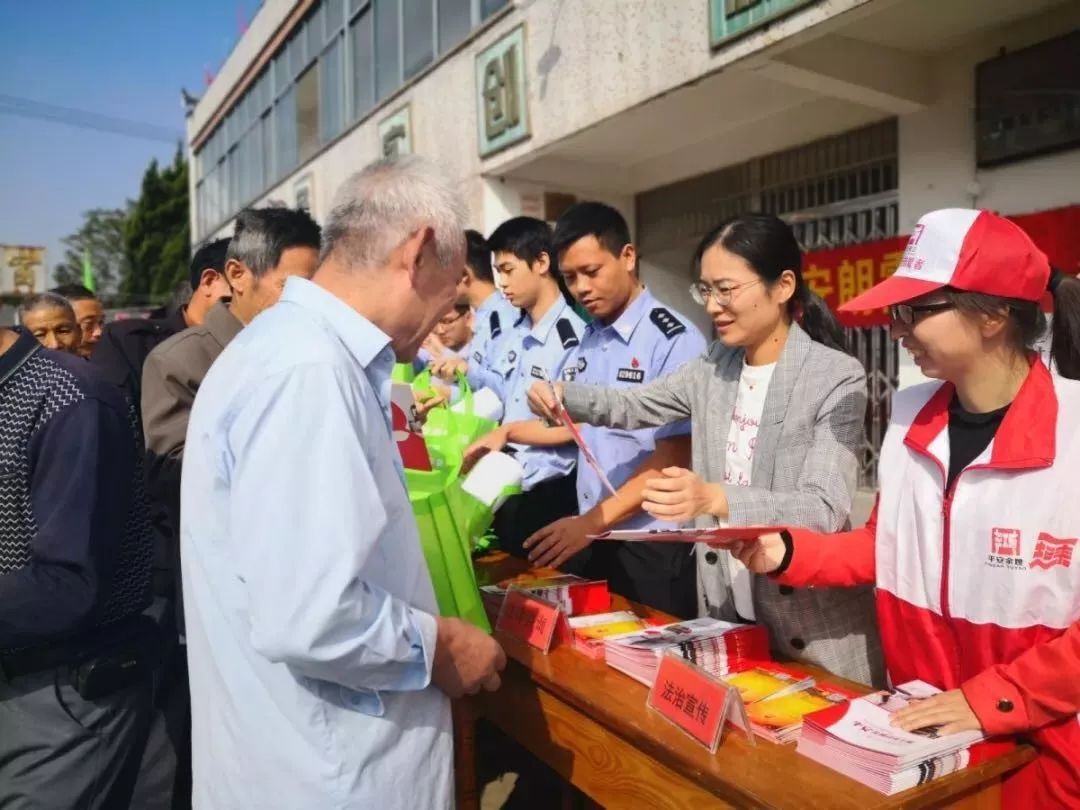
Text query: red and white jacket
780 358 1080 808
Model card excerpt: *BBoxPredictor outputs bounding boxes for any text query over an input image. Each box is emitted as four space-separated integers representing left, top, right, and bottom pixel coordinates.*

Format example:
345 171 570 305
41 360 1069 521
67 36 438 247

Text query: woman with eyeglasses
716 209 1080 807
528 212 884 686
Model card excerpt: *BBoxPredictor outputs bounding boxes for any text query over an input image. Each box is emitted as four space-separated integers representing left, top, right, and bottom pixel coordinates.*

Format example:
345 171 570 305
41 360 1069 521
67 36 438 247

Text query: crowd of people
0 154 1076 809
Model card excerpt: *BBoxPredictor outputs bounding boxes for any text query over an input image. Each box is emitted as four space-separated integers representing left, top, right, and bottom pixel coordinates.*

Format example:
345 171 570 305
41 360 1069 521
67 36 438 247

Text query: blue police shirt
465 291 519 393
555 288 706 528
496 297 585 490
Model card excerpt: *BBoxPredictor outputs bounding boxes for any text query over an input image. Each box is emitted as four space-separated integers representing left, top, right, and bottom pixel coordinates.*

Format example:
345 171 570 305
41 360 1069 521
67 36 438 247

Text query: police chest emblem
616 367 645 383
507 350 517 364
473 351 482 363
577 356 588 372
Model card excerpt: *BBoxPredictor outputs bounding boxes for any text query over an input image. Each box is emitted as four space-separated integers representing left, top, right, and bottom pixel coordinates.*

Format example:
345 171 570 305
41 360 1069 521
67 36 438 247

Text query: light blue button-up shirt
555 288 706 528
181 277 450 810
465 290 519 393
494 297 585 490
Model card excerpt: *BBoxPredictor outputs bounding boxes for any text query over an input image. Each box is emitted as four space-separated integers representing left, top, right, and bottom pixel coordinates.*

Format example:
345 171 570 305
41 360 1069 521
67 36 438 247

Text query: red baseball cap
839 209 1051 313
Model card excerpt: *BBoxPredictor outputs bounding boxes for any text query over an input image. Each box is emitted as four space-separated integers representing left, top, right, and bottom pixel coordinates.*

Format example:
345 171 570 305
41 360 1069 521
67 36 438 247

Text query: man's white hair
322 155 467 271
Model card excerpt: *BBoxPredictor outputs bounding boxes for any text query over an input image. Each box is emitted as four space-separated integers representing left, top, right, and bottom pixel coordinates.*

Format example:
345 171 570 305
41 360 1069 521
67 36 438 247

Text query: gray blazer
562 323 884 686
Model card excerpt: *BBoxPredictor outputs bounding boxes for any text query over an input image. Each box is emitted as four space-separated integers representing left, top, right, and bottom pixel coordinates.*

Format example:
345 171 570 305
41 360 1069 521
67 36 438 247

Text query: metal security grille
765 122 899 490
637 119 899 489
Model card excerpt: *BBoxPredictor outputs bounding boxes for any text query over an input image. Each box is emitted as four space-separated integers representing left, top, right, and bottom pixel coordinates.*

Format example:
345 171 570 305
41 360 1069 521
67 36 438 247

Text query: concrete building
187 0 1080 492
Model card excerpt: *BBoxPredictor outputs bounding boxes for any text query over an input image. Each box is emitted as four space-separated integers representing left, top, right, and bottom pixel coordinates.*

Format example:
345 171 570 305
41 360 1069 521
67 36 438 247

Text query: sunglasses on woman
889 301 955 325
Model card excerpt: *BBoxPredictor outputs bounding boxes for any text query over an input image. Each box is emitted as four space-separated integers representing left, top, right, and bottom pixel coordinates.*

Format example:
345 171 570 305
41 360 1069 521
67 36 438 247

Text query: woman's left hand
890 689 983 736
642 467 726 523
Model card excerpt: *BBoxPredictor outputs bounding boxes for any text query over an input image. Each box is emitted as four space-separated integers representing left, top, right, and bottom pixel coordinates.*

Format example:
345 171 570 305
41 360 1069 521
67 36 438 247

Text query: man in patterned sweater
0 326 155 809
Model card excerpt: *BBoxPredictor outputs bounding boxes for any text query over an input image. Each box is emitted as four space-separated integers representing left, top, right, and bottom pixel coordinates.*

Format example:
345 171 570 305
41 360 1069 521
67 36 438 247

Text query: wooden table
454 553 1034 810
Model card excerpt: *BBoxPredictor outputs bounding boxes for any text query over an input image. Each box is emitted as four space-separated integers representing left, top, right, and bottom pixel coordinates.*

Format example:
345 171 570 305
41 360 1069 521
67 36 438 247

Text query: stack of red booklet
480 573 611 617
723 663 859 744
603 617 769 687
797 680 1003 795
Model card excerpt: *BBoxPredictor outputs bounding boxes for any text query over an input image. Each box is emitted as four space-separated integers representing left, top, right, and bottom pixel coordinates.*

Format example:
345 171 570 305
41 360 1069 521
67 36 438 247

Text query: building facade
187 0 1080 489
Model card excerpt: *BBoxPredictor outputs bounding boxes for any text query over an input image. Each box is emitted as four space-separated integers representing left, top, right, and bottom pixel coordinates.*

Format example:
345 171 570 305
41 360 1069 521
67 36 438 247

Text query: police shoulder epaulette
489 311 502 340
649 307 687 339
555 318 580 349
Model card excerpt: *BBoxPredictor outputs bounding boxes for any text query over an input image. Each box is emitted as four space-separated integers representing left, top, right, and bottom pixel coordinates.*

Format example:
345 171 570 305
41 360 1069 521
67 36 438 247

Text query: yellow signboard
1 245 45 295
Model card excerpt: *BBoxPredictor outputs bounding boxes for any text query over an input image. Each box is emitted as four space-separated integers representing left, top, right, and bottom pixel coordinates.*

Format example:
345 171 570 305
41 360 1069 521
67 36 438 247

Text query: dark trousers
493 472 587 574
0 664 153 809
129 640 191 810
587 540 697 618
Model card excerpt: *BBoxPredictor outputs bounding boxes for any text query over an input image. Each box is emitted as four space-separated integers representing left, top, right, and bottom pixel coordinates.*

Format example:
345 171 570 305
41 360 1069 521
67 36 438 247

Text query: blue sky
0 1 249 285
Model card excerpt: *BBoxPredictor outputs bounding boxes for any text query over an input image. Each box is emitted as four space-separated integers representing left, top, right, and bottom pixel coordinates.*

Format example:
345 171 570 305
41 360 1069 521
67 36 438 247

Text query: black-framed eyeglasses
889 302 955 325
435 308 469 330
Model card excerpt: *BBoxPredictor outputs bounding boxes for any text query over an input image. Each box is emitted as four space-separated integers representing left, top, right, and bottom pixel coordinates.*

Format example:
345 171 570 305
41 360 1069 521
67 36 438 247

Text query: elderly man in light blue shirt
181 157 505 810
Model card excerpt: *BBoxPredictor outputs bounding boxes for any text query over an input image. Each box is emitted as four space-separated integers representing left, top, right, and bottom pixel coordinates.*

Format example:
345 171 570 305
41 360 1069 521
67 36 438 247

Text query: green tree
53 207 130 298
121 147 190 305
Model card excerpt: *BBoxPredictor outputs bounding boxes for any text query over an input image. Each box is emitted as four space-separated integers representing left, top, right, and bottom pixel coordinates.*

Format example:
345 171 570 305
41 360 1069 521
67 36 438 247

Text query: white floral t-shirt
721 361 776 620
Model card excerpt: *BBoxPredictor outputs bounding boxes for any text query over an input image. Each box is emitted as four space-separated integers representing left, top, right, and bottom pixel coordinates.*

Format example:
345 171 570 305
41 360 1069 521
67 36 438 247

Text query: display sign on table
495 589 564 653
647 652 754 753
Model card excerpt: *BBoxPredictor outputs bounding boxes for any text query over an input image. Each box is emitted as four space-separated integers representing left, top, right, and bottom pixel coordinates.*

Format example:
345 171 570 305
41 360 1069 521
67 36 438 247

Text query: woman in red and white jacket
724 208 1080 808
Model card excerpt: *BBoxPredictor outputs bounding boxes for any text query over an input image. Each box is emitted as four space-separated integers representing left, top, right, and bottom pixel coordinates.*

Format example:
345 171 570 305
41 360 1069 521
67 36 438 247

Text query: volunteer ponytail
944 266 1080 379
695 213 848 353
1049 269 1080 379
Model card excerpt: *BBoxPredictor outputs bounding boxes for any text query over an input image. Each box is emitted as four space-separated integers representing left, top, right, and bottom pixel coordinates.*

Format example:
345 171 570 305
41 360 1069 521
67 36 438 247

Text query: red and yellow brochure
747 684 858 730
723 662 815 704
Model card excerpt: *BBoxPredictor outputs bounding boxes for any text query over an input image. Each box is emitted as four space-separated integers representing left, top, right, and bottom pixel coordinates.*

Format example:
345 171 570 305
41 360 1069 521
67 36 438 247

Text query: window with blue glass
194 0 511 239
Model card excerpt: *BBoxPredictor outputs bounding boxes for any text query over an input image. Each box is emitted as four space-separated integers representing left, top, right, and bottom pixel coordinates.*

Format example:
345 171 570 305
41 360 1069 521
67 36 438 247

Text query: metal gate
637 120 900 489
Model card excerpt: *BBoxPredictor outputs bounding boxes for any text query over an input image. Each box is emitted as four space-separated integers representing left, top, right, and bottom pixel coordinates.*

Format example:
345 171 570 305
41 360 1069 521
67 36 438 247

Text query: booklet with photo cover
603 617 770 686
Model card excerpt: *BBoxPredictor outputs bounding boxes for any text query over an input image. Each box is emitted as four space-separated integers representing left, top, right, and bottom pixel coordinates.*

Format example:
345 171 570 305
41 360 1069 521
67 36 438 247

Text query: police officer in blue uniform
463 218 586 565
430 230 518 405
522 203 706 616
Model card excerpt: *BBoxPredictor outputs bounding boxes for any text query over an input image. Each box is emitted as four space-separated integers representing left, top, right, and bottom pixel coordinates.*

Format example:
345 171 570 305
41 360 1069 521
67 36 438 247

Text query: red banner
803 204 1080 327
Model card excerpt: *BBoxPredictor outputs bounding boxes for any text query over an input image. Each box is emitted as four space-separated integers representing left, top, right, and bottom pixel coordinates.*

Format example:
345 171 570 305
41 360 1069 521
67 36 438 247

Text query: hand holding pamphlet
539 369 619 498
797 681 1000 795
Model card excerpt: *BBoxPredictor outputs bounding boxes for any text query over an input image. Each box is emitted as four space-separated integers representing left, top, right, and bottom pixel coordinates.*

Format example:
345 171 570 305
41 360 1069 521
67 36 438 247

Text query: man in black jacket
90 238 231 411
0 327 155 808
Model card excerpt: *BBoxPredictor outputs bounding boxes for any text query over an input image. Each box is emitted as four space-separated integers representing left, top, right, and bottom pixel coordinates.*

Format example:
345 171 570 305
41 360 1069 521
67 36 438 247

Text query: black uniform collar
166 306 190 333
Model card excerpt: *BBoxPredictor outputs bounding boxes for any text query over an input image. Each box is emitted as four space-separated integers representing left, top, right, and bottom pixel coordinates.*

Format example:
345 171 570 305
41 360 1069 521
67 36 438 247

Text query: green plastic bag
392 362 417 383
420 372 498 474
408 466 492 631
404 368 513 628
